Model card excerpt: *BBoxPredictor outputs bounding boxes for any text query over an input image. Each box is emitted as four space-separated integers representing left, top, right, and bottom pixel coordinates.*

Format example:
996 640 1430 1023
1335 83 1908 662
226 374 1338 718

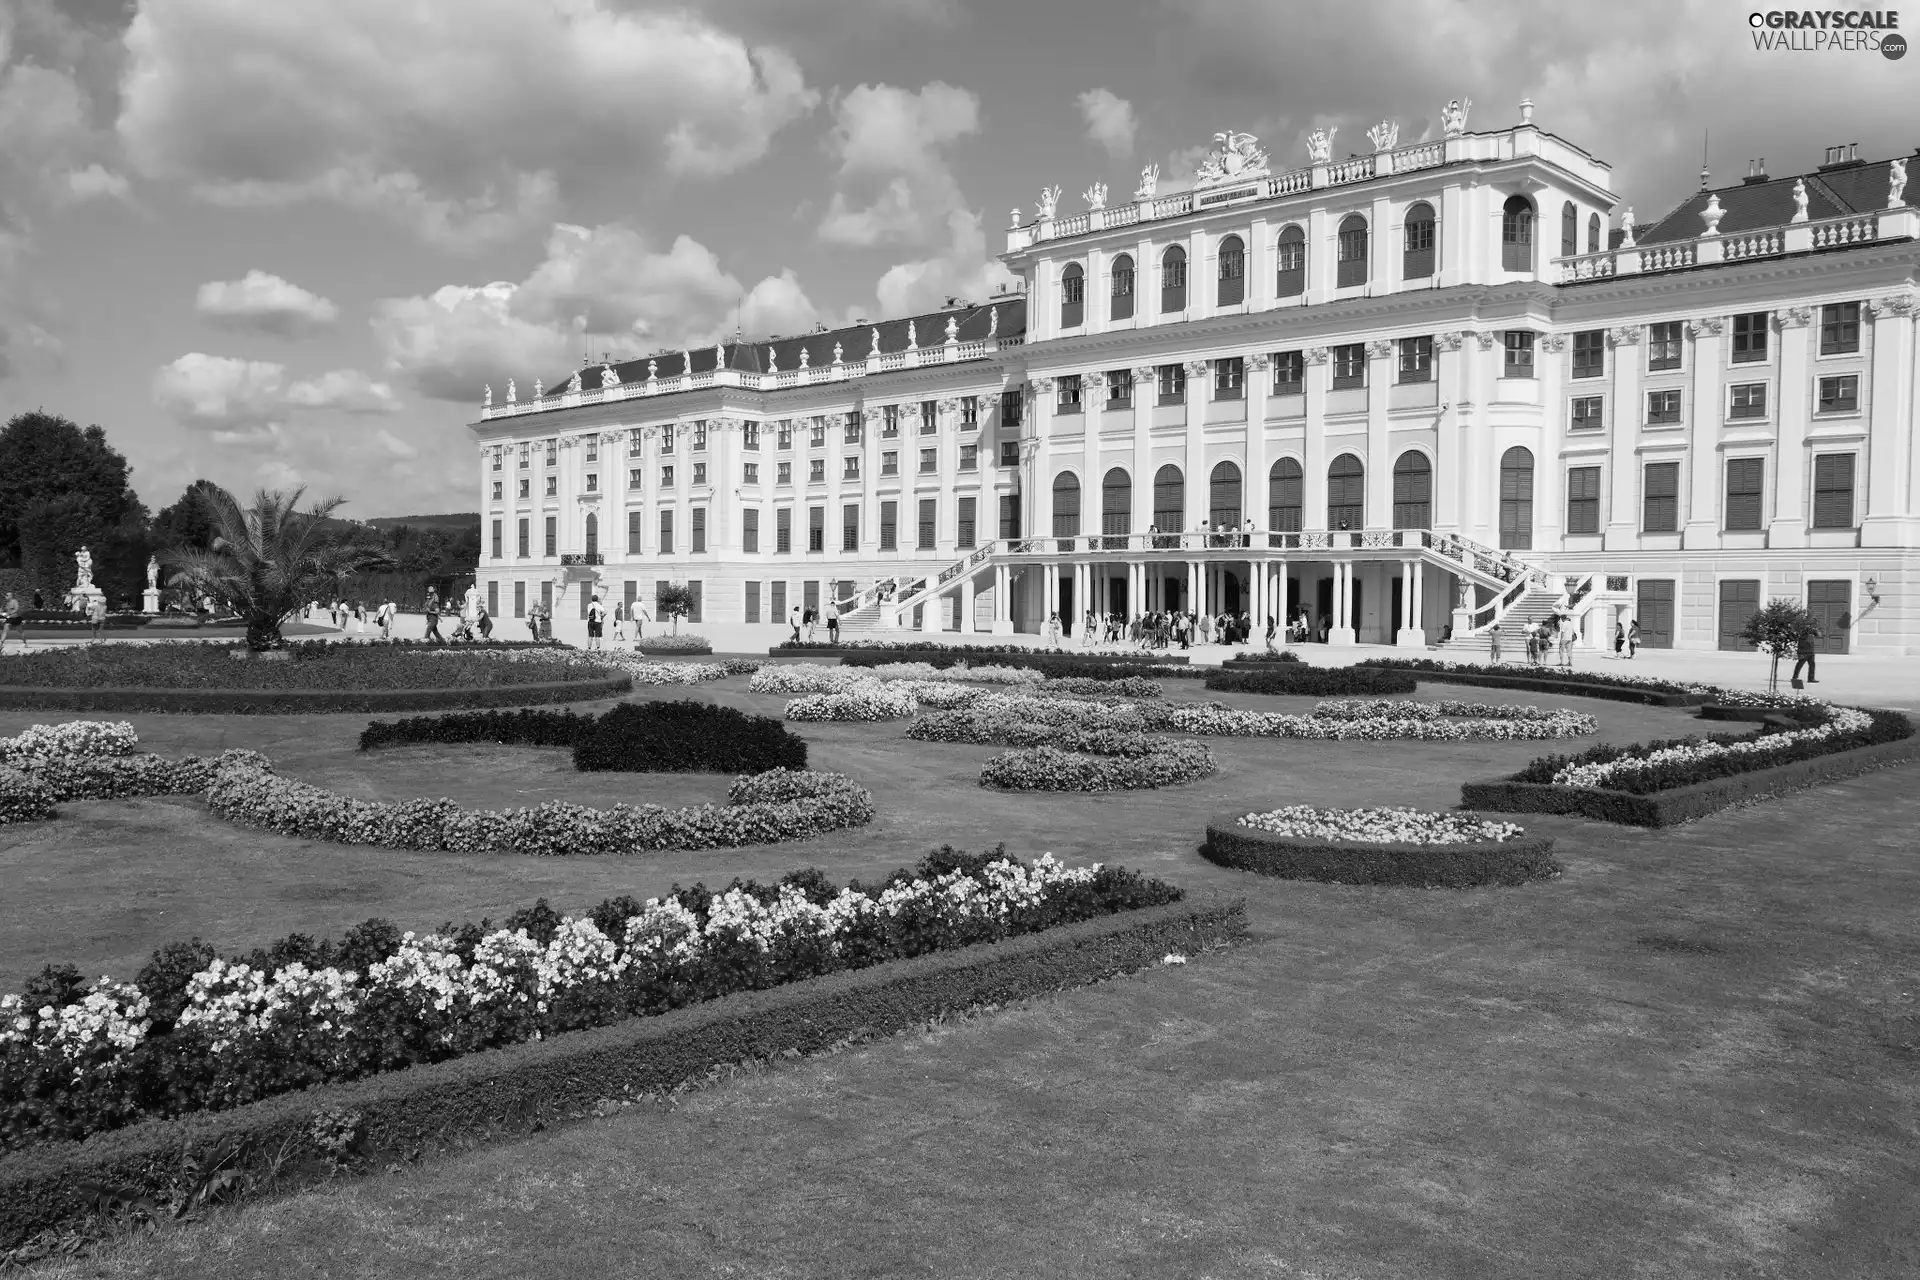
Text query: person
1791 623 1820 684
86 593 106 641
804 605 816 643
1626 619 1640 659
631 599 650 643
0 590 18 653
789 602 802 644
611 600 627 644
1243 517 1256 549
423 589 444 643
525 602 540 643
826 597 840 643
1043 611 1061 648
1489 625 1504 665
1265 614 1278 650
1613 621 1626 658
1558 615 1576 669
1439 622 1454 644
1317 615 1330 644
477 604 493 640
586 593 606 650
378 599 395 641
352 601 366 637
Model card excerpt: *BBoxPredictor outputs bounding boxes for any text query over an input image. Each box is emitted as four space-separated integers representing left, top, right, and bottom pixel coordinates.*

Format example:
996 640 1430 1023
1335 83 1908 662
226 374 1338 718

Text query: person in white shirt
788 603 802 644
377 600 394 640
825 597 840 643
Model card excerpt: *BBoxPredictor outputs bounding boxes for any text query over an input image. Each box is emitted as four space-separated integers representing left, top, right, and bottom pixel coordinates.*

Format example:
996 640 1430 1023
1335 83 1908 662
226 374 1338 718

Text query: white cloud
1077 88 1137 158
63 163 129 202
196 270 342 335
153 353 402 429
284 368 401 414
116 0 820 247
870 209 1016 319
817 82 980 248
375 429 419 460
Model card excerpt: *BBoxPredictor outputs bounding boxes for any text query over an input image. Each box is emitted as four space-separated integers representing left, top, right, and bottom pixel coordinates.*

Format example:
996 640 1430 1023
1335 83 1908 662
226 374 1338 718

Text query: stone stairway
1434 583 1567 653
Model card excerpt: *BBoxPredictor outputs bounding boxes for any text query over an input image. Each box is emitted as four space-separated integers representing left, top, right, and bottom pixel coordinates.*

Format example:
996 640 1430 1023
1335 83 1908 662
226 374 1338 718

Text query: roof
529 297 1029 404
1635 157 1906 245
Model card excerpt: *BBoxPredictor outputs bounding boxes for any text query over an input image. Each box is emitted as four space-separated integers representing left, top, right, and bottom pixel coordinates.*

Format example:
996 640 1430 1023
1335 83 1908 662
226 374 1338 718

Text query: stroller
448 614 478 643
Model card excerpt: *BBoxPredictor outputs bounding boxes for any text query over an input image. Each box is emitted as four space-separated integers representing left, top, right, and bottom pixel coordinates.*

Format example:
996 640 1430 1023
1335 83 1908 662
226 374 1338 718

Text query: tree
0 412 143 569
164 485 386 650
1739 599 1819 691
151 481 224 554
655 582 696 634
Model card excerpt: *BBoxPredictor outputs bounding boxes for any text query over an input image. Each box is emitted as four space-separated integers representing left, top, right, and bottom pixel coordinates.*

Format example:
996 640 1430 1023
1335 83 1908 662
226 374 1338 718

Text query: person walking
0 590 18 654
1044 611 1062 649
1791 623 1821 685
788 602 802 644
422 589 444 643
826 597 840 643
1626 619 1640 658
377 599 395 641
477 603 494 640
804 605 816 643
86 593 107 641
1613 621 1626 658
1557 614 1576 669
585 593 606 650
611 600 627 644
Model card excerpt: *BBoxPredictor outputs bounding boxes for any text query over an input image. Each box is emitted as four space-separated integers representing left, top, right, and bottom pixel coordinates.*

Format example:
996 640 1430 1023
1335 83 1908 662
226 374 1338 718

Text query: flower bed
1222 650 1304 665
980 736 1216 792
419 647 757 684
1354 658 1714 707
836 650 1201 680
781 640 1191 665
359 708 595 751
1308 699 1574 723
0 848 1186 1156
1204 666 1418 697
1201 810 1560 887
0 769 55 825
633 634 713 654
0 722 250 821
0 896 1244 1248
783 683 921 722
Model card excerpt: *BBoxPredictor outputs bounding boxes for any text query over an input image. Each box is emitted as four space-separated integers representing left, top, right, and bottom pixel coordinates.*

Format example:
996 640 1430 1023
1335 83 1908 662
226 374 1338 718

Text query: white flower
1162 953 1188 965
1237 805 1525 845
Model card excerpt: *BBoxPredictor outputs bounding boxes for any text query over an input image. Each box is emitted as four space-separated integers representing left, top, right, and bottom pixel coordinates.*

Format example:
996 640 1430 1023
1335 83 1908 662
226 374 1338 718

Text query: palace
470 100 1920 654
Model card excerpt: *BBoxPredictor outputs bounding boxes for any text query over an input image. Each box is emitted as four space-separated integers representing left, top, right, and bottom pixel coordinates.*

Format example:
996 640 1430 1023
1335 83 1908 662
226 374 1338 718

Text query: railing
1105 203 1141 228
1386 141 1444 172
1811 213 1877 247
1050 213 1091 238
1557 250 1617 282
1466 576 1533 632
1555 209 1896 285
559 553 604 566
1327 156 1374 184
1639 243 1695 271
989 527 1541 586
1266 169 1312 196
1150 192 1193 219
1723 229 1783 260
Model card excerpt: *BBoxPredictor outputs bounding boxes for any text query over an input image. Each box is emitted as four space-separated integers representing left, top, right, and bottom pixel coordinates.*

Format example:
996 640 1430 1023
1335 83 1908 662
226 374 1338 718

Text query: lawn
5 673 1919 1277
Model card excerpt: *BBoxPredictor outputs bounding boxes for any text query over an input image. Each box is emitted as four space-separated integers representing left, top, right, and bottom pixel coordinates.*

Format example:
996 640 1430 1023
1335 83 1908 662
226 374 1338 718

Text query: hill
365 513 480 533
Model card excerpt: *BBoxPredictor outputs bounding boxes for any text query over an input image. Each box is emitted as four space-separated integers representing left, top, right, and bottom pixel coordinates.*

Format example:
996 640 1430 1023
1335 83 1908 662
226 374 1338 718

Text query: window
690 508 705 554
808 506 824 553
1213 356 1244 400
519 478 530 499
1571 395 1604 430
660 465 674 487
660 431 674 454
1100 468 1130 544
843 456 860 479
518 517 530 558
842 504 859 551
545 475 558 497
1336 215 1368 288
1820 301 1860 355
1152 465 1184 533
777 460 792 485
918 498 937 549
920 401 937 433
629 469 642 490
920 448 937 474
1818 374 1859 413
960 443 978 471
1649 321 1683 370
810 420 825 447
1560 201 1577 257
999 494 1020 539
882 405 899 437
1501 196 1534 272
776 507 791 554
491 481 502 501
1051 473 1080 538
961 396 978 428
1058 374 1083 412
1106 369 1132 408
488 581 498 618
1643 461 1680 532
545 440 557 466
999 442 1018 467
1268 458 1303 532
1725 458 1764 530
1503 330 1535 377
844 417 863 445
692 423 707 451
1331 343 1365 390
626 510 641 554
1566 466 1601 535
1061 263 1085 328
743 508 759 554
1732 312 1770 363
776 422 792 450
743 422 760 450
1647 389 1682 424
1718 579 1762 651
1273 350 1304 395
492 452 502 472
1812 453 1856 527
1110 254 1135 321
1391 452 1431 529
542 515 558 557
1161 246 1187 312
1157 362 1186 403
1000 389 1023 427
957 496 976 549
1217 235 1245 306
1403 203 1436 279
519 448 529 469
690 463 705 486
513 581 526 619
1587 211 1601 254
658 509 673 554
1397 336 1432 383
808 459 824 483
1572 330 1605 379
880 501 897 550
1729 383 1768 419
1208 461 1242 527
744 462 759 485
1327 454 1364 530
490 519 502 559
1498 447 1534 550
1276 226 1306 297
882 451 899 475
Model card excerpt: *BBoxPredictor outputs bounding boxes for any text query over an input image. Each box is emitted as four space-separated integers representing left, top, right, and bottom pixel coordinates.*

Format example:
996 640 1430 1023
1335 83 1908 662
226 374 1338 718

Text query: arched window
1268 458 1303 532
1052 472 1081 539
1499 447 1534 550
1209 461 1243 528
1561 201 1578 257
1392 451 1432 530
1403 202 1436 279
1160 246 1187 313
1276 226 1306 297
1216 235 1245 306
1060 263 1085 329
1502 196 1535 272
1152 464 1184 539
1336 214 1369 288
1587 212 1601 254
1110 253 1135 322
1101 467 1131 548
584 511 599 557
1327 454 1365 530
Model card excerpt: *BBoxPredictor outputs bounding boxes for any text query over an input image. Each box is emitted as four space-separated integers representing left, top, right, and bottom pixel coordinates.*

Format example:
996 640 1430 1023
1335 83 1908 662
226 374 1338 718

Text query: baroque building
471 101 1920 654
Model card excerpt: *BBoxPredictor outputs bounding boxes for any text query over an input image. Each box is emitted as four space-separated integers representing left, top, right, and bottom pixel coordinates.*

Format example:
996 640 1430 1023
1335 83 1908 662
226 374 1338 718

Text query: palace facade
471 103 1920 654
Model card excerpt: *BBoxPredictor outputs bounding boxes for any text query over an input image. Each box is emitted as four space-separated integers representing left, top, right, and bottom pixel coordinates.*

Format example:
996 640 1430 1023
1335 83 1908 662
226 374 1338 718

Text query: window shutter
1725 458 1764 531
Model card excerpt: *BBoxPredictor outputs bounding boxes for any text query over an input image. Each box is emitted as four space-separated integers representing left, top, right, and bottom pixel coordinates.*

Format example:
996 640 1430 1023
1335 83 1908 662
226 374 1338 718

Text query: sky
2 0 1916 520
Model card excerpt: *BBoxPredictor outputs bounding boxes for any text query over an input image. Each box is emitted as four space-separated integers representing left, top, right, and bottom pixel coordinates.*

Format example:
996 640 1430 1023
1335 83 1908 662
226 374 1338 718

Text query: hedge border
1356 661 1704 707
1459 733 1920 827
778 645 1190 666
0 676 632 716
0 896 1245 1247
1199 819 1559 887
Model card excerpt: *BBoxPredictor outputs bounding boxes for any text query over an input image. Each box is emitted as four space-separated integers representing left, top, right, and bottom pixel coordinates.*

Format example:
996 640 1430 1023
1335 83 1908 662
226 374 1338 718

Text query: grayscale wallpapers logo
1747 10 1906 57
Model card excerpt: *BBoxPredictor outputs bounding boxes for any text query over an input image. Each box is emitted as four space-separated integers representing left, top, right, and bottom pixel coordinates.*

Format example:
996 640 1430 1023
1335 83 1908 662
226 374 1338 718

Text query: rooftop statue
1441 97 1472 138
1194 130 1270 187
1365 119 1399 152
601 364 619 388
1134 163 1159 200
1305 126 1337 165
1083 181 1107 211
1036 184 1062 220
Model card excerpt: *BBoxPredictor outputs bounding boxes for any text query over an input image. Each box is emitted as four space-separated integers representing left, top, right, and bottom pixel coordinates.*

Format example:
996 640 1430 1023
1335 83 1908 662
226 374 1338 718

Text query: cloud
283 368 402 414
116 0 820 247
870 209 1016 319
373 221 822 402
153 353 401 429
196 270 341 335
63 162 129 202
817 82 980 248
1077 88 1137 158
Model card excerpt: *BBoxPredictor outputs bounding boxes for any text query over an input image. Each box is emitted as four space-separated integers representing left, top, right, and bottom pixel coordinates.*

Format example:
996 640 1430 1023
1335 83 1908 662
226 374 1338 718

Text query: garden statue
74 546 94 589
146 556 159 589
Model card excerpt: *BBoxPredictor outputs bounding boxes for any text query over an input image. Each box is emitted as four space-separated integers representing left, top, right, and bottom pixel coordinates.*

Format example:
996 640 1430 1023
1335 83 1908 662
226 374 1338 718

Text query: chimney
1743 157 1770 185
1820 142 1863 170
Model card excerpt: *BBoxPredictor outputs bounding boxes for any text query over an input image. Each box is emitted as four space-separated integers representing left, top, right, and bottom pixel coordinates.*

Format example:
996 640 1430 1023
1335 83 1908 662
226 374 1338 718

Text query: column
1865 295 1917 545
1396 558 1421 646
1604 327 1644 548
993 562 1013 634
1331 559 1355 645
1187 561 1200 614
1768 310 1812 546
1682 317 1726 546
960 573 975 634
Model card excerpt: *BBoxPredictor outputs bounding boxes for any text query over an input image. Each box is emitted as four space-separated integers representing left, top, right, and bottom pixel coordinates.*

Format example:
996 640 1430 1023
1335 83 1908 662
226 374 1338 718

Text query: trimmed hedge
0 676 632 715
634 635 713 655
839 651 1197 681
1356 659 1703 707
784 642 1190 666
1462 732 1920 827
574 701 807 773
1222 651 1304 665
360 707 595 751
1203 666 1418 697
1200 819 1560 887
0 896 1246 1248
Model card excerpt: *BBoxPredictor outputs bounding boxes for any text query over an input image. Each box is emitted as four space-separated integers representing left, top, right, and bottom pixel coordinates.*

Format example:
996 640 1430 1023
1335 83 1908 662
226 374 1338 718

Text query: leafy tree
0 412 142 568
164 485 386 650
152 481 224 554
1739 599 1819 691
655 582 696 634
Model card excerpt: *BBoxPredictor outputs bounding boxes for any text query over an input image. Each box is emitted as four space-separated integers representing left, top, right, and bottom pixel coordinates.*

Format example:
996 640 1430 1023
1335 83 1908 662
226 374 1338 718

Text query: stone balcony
1555 206 1920 283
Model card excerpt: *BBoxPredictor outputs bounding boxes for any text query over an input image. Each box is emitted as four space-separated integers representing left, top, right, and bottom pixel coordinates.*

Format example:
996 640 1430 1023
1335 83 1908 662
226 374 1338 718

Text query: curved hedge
1200 819 1561 887
0 676 632 715
360 702 808 774
1355 659 1703 707
980 736 1215 792
1203 666 1418 697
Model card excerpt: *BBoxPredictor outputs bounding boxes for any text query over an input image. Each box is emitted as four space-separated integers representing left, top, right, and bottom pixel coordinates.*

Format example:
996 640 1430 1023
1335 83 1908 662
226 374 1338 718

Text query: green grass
5 677 1920 1276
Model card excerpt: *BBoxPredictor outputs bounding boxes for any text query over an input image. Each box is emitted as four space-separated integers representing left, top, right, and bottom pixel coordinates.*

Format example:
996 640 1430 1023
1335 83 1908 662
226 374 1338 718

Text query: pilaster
1303 347 1330 529
1433 332 1465 532
1768 308 1813 546
1246 355 1270 532
1865 292 1918 544
1184 359 1209 530
1132 366 1155 535
1603 325 1643 549
1364 339 1393 528
1682 316 1725 546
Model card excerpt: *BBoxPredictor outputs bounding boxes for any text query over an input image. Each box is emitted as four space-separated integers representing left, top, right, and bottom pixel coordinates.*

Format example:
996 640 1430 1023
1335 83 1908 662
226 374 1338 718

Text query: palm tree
164 486 381 650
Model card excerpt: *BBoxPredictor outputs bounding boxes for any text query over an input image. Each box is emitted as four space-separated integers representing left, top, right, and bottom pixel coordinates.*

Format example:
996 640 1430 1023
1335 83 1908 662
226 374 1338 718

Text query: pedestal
991 620 1015 636
1329 627 1356 646
1451 607 1472 639
67 585 104 613
1395 628 1425 648
142 588 161 614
